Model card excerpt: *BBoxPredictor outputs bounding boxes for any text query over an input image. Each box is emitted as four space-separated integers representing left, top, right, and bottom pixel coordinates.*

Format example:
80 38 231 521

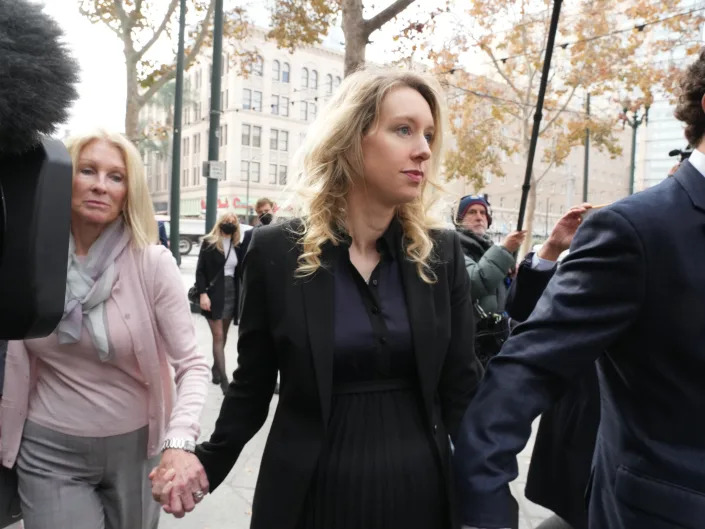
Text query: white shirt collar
687 148 705 178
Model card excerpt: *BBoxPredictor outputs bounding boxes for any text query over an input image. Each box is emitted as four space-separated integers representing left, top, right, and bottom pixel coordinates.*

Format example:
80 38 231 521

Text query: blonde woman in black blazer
195 212 243 394
152 68 483 529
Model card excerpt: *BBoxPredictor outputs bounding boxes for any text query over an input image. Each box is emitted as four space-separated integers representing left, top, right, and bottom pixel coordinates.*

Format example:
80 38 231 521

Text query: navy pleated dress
297 224 447 529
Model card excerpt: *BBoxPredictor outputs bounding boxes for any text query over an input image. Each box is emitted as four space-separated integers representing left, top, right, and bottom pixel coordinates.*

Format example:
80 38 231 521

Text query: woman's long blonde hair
203 212 241 253
293 68 448 283
66 129 157 248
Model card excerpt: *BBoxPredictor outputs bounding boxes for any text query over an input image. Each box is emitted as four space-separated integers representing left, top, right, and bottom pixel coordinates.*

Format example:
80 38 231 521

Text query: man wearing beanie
455 195 526 315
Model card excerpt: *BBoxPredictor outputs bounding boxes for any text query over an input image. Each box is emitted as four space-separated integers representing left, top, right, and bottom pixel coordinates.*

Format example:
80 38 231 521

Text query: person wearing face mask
240 197 274 256
194 213 244 394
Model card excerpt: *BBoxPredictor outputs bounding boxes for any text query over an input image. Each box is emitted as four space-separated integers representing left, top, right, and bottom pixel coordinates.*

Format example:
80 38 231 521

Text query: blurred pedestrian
454 48 705 529
157 220 169 248
194 212 243 394
240 197 274 255
1 130 209 529
455 195 525 365
152 68 482 528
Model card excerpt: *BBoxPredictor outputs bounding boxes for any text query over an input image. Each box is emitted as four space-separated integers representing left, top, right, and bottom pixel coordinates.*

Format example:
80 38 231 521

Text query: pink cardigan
1 245 210 468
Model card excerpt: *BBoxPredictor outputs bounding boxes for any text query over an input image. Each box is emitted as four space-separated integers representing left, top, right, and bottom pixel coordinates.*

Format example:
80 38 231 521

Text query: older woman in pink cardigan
0 130 209 529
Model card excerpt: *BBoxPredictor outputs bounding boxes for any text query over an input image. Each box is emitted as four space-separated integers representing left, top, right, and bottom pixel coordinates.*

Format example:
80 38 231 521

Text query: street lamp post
620 105 649 195
205 0 224 234
168 0 187 265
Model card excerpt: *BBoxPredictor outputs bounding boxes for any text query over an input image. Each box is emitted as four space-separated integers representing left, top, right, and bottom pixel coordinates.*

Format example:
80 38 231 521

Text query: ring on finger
192 490 205 501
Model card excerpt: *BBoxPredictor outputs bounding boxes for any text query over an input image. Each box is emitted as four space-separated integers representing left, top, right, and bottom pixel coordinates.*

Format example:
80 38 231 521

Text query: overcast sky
37 0 443 136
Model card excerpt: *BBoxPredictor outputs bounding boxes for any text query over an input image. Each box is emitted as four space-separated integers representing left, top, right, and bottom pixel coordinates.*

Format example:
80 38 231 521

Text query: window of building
241 124 261 147
326 74 333 94
269 163 278 185
192 166 198 186
183 137 189 156
282 62 290 83
300 101 308 121
301 67 309 88
334 75 341 88
252 91 262 112
184 107 191 125
310 70 318 89
281 96 289 117
218 124 228 146
309 103 317 121
271 95 279 115
272 60 280 81
269 129 289 151
242 89 252 110
279 165 287 185
240 161 249 181
253 55 264 76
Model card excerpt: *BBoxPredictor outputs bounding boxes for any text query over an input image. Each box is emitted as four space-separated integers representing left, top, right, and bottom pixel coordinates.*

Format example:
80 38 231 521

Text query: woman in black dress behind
195 212 243 394
151 68 483 528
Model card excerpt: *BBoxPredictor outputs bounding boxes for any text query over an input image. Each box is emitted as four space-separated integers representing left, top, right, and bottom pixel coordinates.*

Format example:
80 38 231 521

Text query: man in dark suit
456 49 705 529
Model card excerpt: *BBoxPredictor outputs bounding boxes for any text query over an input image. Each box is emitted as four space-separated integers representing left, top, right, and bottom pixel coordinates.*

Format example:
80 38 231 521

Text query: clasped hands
149 448 209 518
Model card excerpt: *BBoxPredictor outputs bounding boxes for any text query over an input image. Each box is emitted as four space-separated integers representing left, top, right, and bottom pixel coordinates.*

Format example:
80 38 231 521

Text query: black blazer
507 255 598 529
196 220 483 529
195 239 243 321
454 161 705 529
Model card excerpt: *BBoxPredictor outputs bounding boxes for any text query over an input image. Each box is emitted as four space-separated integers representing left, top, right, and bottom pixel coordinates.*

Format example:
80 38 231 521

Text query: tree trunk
125 56 142 142
342 0 367 76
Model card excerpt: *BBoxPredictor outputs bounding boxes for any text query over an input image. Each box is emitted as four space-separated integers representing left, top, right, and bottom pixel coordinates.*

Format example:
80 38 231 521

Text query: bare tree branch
79 3 124 38
135 0 180 61
138 0 215 105
479 43 524 103
535 159 556 183
365 0 417 35
540 84 578 135
113 0 131 31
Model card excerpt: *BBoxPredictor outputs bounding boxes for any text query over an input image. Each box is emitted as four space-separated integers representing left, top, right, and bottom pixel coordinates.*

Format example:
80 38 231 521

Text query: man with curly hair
456 49 705 529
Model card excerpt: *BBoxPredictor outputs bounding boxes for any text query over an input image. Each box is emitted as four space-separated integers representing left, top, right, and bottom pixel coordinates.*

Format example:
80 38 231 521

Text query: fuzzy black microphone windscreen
0 0 80 155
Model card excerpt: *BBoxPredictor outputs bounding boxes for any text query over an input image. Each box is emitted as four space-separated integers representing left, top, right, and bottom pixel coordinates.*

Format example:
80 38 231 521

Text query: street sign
203 161 226 180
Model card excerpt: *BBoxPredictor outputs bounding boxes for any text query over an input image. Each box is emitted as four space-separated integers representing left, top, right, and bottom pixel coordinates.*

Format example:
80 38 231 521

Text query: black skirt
297 379 446 529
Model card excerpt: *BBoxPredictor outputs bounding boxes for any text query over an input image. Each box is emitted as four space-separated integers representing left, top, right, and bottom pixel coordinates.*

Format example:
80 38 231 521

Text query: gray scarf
57 218 131 361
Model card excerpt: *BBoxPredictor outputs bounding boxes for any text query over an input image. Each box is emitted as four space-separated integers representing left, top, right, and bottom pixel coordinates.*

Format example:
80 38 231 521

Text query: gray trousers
17 421 160 529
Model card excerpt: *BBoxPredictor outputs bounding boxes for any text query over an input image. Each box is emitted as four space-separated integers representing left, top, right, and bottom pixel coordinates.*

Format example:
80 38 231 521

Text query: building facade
141 28 345 220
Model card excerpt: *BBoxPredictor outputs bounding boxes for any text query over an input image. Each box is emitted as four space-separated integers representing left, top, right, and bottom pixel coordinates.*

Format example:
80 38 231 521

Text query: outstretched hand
538 203 592 261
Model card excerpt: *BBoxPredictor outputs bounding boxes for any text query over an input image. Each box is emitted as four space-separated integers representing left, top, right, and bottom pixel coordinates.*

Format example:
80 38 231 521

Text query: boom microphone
0 0 80 339
0 0 79 153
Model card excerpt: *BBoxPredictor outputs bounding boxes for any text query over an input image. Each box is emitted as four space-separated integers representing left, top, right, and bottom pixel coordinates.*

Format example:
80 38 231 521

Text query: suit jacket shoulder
247 219 303 259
